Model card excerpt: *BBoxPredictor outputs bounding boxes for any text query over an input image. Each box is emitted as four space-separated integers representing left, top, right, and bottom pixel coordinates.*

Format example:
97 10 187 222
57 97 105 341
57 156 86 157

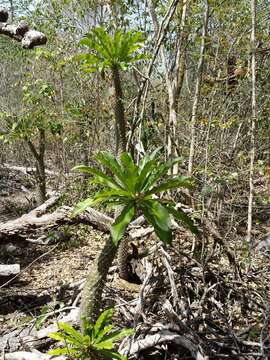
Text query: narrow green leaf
113 30 123 58
57 322 84 344
81 317 94 338
142 157 183 192
136 148 162 191
138 146 161 172
80 37 93 47
165 205 199 235
48 331 81 346
102 198 131 207
96 152 128 188
93 308 113 339
92 27 113 59
141 200 172 245
111 203 135 245
94 340 114 350
72 165 122 189
120 152 138 191
72 197 101 217
136 159 157 192
99 349 127 360
102 328 134 343
146 176 192 196
47 332 65 341
94 188 130 200
94 324 113 343
47 348 70 356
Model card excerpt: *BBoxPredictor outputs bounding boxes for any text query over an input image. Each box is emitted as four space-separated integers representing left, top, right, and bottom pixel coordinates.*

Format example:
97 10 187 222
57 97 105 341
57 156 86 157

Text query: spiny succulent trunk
117 236 130 280
111 65 131 281
80 235 118 323
112 65 127 154
80 67 130 325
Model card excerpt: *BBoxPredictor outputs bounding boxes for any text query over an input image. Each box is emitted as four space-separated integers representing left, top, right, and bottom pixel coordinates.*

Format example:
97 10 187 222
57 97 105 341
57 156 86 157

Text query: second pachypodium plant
79 26 147 154
73 150 198 323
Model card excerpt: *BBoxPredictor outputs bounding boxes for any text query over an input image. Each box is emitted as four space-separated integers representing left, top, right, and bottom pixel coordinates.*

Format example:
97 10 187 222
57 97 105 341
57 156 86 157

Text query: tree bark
27 129 46 205
111 64 131 281
0 264 20 276
0 200 113 243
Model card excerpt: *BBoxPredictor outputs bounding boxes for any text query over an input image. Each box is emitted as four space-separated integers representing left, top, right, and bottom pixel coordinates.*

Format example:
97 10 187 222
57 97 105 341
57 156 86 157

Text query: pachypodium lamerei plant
78 26 148 154
73 150 197 245
48 308 133 360
72 149 198 323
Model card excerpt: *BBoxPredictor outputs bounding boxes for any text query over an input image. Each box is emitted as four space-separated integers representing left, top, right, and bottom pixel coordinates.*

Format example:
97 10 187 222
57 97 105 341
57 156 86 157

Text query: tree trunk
35 155 46 206
188 0 209 176
148 0 188 174
27 129 46 205
247 0 256 260
111 64 131 280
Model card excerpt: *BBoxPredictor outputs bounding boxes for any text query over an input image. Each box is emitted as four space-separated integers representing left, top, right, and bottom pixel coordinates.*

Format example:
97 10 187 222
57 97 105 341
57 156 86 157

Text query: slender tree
247 0 256 258
148 0 188 174
188 0 209 176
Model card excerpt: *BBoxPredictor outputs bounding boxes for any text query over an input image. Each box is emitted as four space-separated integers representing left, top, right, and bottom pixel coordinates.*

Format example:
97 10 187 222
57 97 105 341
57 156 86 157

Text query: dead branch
134 259 153 324
0 194 153 243
159 246 180 310
0 264 20 276
0 8 47 48
4 350 66 360
2 164 56 176
0 308 79 353
120 329 208 359
0 193 112 243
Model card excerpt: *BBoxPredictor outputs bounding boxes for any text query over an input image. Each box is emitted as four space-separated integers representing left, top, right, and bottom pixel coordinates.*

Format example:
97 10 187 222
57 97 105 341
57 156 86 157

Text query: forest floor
0 167 104 334
0 226 105 335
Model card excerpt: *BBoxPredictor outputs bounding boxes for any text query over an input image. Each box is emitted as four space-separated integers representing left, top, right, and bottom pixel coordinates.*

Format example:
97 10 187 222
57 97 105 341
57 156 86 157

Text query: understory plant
48 308 132 359
73 149 198 323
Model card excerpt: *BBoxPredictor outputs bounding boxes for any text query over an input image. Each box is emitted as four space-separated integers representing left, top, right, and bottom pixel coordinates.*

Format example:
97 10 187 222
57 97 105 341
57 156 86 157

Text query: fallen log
5 351 66 360
0 264 20 276
2 164 56 176
0 204 110 243
0 194 152 243
120 329 208 360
